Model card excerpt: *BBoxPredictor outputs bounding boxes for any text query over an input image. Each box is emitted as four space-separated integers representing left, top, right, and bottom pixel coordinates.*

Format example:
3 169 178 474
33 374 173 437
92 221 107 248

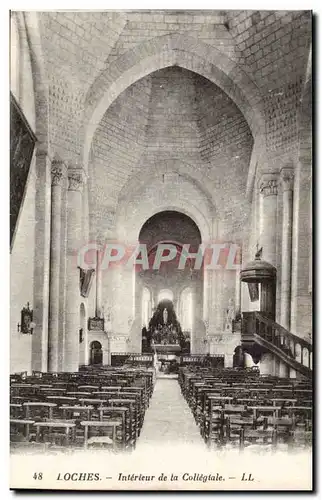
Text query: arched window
142 287 151 327
158 289 173 303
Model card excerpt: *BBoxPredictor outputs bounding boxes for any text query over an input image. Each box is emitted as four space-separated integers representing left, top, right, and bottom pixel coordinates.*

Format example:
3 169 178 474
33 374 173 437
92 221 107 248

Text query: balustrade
241 312 312 377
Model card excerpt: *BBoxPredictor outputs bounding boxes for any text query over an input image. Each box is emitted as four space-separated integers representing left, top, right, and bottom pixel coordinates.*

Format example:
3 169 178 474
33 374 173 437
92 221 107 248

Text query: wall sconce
17 303 34 334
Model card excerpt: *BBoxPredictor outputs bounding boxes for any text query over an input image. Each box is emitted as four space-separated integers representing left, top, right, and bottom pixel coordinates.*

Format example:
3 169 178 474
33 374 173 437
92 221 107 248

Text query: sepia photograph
9 8 313 491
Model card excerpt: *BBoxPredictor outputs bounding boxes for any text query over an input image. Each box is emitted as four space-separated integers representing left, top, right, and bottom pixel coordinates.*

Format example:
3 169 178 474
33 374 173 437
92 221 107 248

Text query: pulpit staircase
242 312 312 379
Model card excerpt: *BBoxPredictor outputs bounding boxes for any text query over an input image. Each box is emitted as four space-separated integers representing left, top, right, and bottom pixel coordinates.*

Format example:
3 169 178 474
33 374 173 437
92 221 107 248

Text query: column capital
259 172 278 197
67 166 86 192
51 156 67 186
280 167 294 192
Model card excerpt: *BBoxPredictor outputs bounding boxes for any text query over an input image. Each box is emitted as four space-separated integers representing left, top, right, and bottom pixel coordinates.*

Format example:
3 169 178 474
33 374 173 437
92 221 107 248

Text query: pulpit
240 252 277 363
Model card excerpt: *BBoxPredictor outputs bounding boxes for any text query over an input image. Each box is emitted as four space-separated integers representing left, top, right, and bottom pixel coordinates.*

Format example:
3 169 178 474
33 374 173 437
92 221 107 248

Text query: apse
136 210 203 347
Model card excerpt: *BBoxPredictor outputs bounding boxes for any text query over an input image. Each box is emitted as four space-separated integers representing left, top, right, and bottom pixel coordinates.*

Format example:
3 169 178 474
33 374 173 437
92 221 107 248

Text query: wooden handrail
254 312 312 352
241 311 312 378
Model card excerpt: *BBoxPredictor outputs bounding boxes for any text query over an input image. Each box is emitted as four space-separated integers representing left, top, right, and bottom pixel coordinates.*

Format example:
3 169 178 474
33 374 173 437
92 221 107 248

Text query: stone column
234 245 242 318
280 167 294 330
259 352 274 376
279 360 289 378
244 352 256 368
190 286 197 353
58 176 68 371
31 149 51 372
95 248 102 318
235 269 241 318
48 157 66 372
259 173 278 266
64 166 85 372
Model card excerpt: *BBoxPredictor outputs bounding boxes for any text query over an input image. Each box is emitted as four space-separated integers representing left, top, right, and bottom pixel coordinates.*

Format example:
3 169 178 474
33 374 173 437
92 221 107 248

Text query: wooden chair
39 388 66 396
205 405 225 447
23 402 57 420
33 420 76 447
97 407 132 449
266 417 295 447
101 386 122 392
66 392 92 398
46 396 77 407
223 406 249 445
10 403 23 419
247 405 281 422
239 428 276 451
79 398 107 407
77 385 99 392
10 419 35 443
107 398 138 445
80 420 123 451
59 405 94 421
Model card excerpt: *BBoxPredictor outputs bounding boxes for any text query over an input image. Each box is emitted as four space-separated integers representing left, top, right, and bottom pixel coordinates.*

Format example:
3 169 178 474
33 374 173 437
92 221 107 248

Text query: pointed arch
82 33 266 169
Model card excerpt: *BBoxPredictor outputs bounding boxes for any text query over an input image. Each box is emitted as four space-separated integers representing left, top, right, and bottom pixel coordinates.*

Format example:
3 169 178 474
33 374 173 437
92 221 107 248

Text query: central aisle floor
138 378 204 447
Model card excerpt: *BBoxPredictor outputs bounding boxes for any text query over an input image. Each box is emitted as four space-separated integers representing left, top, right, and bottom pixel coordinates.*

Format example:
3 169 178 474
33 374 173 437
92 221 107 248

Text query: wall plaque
88 317 104 331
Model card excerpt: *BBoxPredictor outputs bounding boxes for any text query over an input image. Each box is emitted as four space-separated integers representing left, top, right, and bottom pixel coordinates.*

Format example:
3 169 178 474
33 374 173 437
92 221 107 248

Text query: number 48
33 473 43 480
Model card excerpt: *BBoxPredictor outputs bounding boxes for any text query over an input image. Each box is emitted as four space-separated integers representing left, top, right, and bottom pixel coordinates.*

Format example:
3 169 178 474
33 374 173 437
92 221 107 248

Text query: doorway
89 340 103 365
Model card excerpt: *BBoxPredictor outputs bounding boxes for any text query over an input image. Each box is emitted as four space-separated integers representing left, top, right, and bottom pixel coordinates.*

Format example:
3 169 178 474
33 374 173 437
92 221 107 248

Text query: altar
142 301 190 355
152 343 181 354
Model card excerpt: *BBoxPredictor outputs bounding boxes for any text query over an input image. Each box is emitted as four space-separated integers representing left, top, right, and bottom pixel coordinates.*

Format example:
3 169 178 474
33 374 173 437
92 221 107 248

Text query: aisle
138 378 203 446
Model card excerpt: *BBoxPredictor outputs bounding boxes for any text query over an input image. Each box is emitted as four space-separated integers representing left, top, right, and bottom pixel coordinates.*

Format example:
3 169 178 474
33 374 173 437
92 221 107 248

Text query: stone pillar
279 360 289 378
280 167 294 330
235 269 241 318
259 173 278 266
48 157 66 372
190 286 197 353
259 352 274 376
31 149 51 372
235 246 242 318
58 176 68 371
244 352 256 368
95 248 102 318
64 166 85 372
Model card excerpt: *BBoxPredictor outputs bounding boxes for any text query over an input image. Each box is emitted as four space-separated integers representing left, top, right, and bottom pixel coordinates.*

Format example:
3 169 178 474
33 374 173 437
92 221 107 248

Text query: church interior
10 10 312 454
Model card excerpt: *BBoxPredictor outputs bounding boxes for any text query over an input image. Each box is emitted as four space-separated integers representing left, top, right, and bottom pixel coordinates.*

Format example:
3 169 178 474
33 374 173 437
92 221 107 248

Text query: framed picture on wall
88 317 104 331
20 303 33 334
10 93 37 248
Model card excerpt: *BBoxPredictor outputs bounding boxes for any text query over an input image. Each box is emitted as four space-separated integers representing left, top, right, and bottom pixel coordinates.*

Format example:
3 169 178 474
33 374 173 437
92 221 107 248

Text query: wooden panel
10 93 37 247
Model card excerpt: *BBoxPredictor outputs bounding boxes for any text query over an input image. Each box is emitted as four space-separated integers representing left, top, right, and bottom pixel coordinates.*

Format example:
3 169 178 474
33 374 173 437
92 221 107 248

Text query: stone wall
10 13 37 374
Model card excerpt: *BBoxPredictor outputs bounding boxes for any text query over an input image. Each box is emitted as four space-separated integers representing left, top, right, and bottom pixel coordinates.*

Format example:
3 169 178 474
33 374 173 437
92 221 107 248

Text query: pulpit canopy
240 255 276 283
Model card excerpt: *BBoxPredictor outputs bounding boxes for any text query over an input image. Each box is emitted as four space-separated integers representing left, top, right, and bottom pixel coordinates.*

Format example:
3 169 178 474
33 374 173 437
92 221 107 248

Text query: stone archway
128 210 205 354
115 168 215 245
82 33 266 169
291 47 312 337
89 340 103 365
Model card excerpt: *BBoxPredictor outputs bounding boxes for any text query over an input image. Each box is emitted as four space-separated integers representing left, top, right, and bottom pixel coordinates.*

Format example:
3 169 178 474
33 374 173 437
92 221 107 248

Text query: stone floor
138 378 203 447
